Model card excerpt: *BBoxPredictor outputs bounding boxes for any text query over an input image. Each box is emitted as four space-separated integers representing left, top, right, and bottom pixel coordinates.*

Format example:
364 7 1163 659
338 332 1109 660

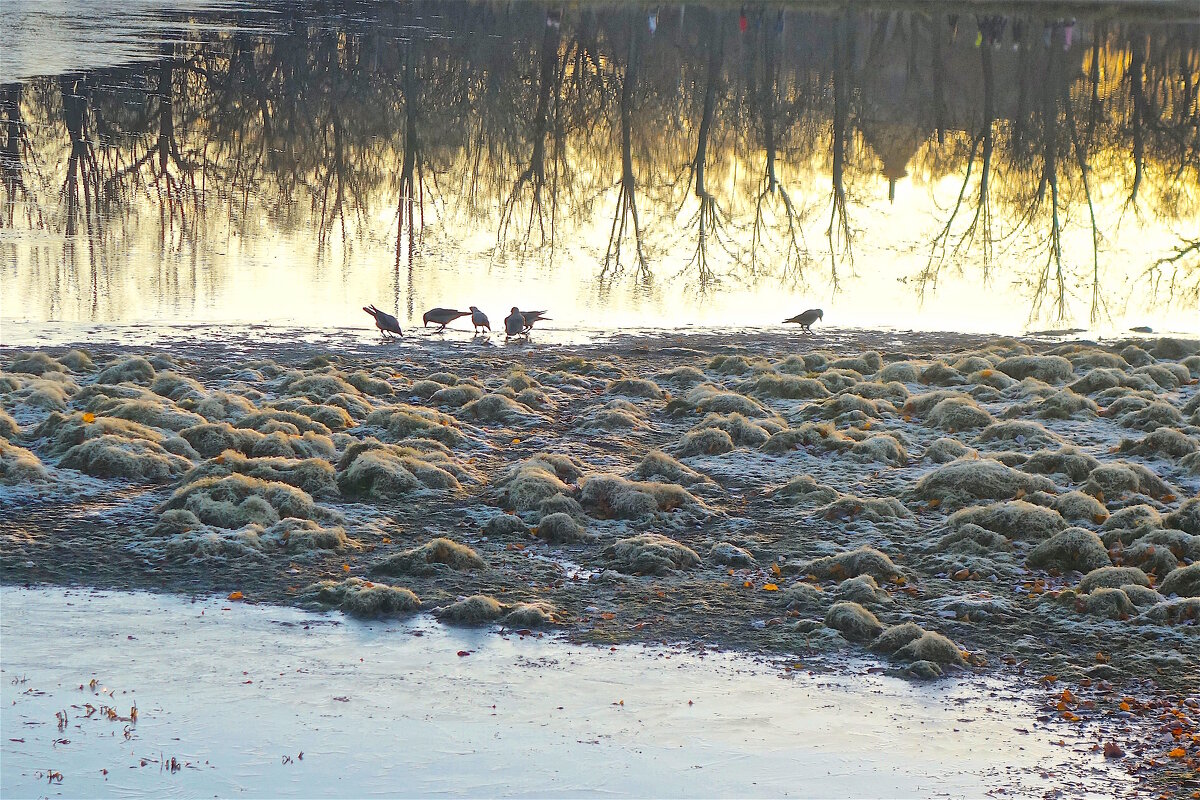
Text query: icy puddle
2 588 1128 799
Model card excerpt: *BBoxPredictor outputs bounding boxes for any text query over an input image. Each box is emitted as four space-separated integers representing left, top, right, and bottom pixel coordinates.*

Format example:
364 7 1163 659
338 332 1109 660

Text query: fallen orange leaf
763 583 779 591
82 412 96 423
342 564 351 572
600 612 616 620
1168 748 1187 758
228 591 244 601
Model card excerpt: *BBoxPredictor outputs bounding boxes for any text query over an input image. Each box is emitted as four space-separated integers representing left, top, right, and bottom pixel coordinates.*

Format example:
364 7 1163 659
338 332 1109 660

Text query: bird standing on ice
783 308 823 334
363 305 403 338
422 308 472 331
504 307 527 338
469 306 490 334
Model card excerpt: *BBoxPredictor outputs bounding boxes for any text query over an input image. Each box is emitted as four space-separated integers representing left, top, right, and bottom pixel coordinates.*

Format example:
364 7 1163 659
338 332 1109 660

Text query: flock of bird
363 304 822 339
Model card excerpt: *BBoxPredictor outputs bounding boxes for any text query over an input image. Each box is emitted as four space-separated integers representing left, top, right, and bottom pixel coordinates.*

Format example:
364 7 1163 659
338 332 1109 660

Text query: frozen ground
1 586 1131 799
1 326 1198 793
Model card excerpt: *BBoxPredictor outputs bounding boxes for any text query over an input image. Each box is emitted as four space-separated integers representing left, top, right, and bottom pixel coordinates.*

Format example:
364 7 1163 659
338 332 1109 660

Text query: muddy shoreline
2 327 1198 793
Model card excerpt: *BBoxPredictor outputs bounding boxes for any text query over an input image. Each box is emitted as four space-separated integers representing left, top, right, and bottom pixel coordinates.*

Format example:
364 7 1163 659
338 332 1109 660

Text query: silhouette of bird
504 307 527 338
783 308 823 334
520 310 550 332
469 306 490 334
422 308 472 331
363 305 402 338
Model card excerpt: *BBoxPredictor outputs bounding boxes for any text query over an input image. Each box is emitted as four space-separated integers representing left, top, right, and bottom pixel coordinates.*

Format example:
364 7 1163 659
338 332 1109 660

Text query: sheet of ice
1 587 1127 799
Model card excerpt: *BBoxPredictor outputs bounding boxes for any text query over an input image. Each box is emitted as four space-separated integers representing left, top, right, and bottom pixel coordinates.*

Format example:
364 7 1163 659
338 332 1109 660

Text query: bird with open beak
363 304 403 338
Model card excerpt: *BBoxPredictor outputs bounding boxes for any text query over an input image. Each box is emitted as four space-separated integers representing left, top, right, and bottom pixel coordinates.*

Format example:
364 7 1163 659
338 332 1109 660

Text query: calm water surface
1 1 1198 336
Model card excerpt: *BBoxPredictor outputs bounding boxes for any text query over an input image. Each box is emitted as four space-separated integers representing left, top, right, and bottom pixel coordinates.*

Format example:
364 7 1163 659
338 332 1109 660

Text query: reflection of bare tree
1142 237 1200 307
925 34 997 290
826 14 854 282
749 10 810 284
681 11 729 290
58 78 103 238
395 47 429 314
499 15 562 250
1 84 42 228
602 22 649 283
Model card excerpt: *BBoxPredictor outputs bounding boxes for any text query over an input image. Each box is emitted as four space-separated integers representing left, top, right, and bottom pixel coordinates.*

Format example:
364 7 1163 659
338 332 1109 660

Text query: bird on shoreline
520 309 550 332
363 305 402 338
423 308 472 331
469 306 490 334
504 307 527 338
784 308 823 334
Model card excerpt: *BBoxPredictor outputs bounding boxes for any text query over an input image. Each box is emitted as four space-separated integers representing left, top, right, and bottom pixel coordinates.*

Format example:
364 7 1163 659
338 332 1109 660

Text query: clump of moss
707 354 767 375
538 493 585 519
744 373 831 400
607 378 663 399
937 523 1009 555
289 403 354 432
1133 363 1189 390
237 409 332 437
484 513 529 537
186 390 258 423
1120 428 1199 459
284 373 361 403
926 397 993 430
709 541 755 567
871 622 925 654
761 422 851 454
96 356 156 385
0 408 19 439
914 459 1055 507
264 518 355 552
1159 563 1200 598
60 435 192 482
84 397 206 433
365 405 463 446
670 385 769 418
436 595 506 625
7 351 66 376
1103 504 1163 532
1079 566 1150 593
629 451 711 486
1022 446 1101 482
56 349 95 372
919 362 966 386
0 441 48 484
372 537 486 577
150 372 206 402
163 473 323 529
653 365 707 388
1118 402 1184 432
922 437 975 463
338 447 460 499
430 385 484 408
503 601 558 627
535 513 591 543
848 435 908 466
495 456 578 512
580 474 704 519
878 362 920 384
834 575 891 607
306 578 420 617
1083 462 1175 501
817 495 911 523
1027 527 1110 573
459 393 546 425
35 411 196 459
792 547 900 582
824 601 883 642
975 420 1064 450
184 451 338 498
995 355 1073 383
673 428 735 457
345 371 393 397
1162 500 1199 539
579 402 646 431
1083 587 1136 619
774 474 839 507
894 631 965 665
180 422 334 460
603 533 701 575
828 352 882 375
1030 490 1106 525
